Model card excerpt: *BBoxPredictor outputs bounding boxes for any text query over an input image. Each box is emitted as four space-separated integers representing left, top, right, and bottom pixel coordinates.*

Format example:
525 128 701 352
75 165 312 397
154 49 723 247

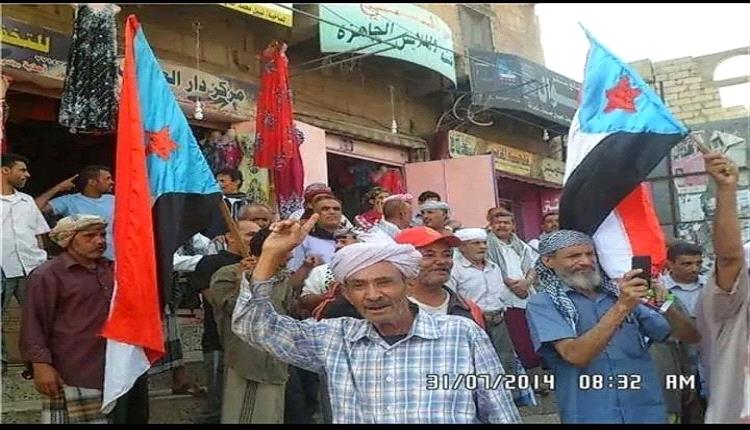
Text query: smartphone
631 256 652 289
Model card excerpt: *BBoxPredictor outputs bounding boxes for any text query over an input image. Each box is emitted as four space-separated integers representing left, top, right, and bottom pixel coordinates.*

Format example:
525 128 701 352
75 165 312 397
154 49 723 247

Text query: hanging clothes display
215 128 243 171
254 41 304 218
236 132 271 204
375 168 406 194
58 4 119 133
198 130 223 174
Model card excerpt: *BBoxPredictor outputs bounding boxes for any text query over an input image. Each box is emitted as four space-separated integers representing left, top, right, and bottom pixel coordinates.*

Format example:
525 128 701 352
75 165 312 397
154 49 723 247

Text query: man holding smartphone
525 229 701 423
695 152 748 424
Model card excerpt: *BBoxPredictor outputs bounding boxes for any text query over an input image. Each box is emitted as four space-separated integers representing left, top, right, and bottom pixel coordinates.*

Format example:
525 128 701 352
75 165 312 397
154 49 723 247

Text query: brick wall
631 48 749 125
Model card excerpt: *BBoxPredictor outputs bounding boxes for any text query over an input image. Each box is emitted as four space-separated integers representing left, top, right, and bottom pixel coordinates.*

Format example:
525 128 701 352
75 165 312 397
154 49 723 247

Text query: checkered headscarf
49 214 107 248
534 229 620 332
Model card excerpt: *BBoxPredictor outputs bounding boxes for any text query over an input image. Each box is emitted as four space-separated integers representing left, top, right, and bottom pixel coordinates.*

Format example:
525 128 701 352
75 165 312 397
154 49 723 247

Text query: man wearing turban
20 214 147 424
231 215 521 423
525 229 700 424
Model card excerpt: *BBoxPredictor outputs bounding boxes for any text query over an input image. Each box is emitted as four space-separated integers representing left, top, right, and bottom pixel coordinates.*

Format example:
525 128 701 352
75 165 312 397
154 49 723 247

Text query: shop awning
294 112 427 150
495 169 563 189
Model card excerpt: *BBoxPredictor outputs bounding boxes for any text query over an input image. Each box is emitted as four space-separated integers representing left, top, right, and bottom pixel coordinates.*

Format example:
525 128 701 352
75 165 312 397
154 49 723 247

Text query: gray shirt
696 263 749 423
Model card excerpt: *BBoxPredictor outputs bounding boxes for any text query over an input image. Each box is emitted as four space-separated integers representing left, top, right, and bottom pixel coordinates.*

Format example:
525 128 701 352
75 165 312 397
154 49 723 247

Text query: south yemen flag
100 15 221 412
559 28 688 279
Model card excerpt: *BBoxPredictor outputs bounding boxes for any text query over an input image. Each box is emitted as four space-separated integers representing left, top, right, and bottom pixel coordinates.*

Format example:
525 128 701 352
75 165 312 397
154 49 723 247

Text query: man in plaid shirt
232 215 521 423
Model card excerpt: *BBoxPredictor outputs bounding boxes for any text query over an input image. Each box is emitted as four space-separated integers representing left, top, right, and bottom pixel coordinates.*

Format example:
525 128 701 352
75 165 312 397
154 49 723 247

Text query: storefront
296 116 420 219
438 130 564 240
1 15 266 200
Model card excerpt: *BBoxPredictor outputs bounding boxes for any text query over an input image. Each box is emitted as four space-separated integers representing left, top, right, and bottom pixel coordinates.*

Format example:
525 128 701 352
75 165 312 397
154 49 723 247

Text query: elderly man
20 215 148 424
377 194 413 239
242 203 274 230
447 229 517 373
485 207 540 371
232 215 521 423
694 152 748 424
525 229 701 424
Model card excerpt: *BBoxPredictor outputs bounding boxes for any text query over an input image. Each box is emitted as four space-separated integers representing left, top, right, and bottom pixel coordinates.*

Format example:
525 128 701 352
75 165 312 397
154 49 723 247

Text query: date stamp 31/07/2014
425 373 555 391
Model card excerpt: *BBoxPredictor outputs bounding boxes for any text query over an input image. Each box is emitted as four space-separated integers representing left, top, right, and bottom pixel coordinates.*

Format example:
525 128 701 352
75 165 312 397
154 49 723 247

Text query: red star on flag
604 75 641 113
145 127 178 160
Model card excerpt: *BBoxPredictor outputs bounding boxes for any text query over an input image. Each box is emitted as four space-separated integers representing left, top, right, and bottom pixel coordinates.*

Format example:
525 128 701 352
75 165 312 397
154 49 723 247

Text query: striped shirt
232 274 521 424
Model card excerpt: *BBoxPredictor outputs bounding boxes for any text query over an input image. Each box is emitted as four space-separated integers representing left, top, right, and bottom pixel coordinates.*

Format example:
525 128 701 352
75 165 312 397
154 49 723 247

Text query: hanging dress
254 42 304 218
58 4 119 133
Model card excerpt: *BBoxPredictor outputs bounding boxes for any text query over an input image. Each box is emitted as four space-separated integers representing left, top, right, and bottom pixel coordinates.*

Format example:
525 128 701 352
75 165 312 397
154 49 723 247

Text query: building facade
1 3 569 235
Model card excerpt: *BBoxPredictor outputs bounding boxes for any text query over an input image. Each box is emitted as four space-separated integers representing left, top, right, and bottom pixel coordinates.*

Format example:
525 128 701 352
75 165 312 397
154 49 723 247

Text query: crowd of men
2 150 748 424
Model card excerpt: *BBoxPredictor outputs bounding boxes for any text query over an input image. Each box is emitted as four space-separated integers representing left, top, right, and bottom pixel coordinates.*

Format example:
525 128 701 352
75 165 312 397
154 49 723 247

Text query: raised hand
262 214 319 257
704 151 738 188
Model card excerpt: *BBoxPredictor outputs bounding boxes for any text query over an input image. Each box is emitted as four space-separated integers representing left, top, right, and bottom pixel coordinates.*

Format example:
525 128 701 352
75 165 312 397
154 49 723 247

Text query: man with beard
231 215 521 423
525 230 700 424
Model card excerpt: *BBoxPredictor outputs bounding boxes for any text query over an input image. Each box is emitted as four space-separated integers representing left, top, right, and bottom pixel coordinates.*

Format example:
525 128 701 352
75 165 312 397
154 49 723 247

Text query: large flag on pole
101 15 222 412
559 27 688 279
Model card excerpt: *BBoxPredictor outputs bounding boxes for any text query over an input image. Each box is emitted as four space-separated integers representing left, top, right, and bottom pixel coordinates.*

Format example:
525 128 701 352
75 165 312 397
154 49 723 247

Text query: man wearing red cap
395 227 485 327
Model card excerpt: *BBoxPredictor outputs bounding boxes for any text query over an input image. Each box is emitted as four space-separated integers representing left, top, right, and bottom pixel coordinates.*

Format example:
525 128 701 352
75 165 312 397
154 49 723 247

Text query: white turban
454 228 487 242
329 242 422 283
420 201 450 212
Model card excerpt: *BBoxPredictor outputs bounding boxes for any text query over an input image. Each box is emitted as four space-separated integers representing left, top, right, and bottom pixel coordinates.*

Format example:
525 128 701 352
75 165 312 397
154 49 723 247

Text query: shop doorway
326 152 405 221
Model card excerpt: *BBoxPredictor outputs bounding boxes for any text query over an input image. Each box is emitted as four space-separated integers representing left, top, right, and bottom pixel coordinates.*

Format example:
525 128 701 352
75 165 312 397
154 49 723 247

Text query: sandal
172 382 206 397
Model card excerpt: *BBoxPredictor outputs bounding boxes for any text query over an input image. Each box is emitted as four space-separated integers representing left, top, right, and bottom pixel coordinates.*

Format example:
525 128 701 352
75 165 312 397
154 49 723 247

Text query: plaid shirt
232 274 521 424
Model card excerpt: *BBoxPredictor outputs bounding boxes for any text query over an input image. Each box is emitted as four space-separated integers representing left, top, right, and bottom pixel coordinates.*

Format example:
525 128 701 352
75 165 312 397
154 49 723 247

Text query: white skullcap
329 242 422 283
454 228 487 242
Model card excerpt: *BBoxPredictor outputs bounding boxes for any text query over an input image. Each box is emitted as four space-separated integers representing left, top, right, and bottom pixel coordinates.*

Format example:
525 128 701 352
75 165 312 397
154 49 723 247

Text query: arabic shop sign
319 4 457 85
539 158 565 185
115 59 258 119
159 61 257 119
468 49 581 126
448 130 478 158
0 17 70 81
219 3 293 27
487 142 535 177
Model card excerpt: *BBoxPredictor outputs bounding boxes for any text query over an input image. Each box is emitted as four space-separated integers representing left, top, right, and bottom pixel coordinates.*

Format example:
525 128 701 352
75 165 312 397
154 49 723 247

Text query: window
459 5 494 51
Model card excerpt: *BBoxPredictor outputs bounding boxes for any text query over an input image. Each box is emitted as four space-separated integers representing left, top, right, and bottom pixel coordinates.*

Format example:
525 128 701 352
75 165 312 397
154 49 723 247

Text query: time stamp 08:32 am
425 373 697 391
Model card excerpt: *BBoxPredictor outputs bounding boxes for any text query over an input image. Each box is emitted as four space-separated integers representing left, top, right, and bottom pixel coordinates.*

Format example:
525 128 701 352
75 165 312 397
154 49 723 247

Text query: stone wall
631 47 749 125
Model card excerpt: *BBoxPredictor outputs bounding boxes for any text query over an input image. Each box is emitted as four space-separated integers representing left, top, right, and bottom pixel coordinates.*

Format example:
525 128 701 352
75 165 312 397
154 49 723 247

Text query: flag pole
218 201 250 258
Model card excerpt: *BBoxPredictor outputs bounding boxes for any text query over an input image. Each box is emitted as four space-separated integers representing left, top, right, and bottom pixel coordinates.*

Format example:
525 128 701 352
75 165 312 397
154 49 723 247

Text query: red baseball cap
395 226 462 248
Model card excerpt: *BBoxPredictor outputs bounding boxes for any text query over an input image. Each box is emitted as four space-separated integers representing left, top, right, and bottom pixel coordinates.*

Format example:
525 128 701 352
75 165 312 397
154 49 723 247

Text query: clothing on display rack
58 4 119 133
375 168 405 194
